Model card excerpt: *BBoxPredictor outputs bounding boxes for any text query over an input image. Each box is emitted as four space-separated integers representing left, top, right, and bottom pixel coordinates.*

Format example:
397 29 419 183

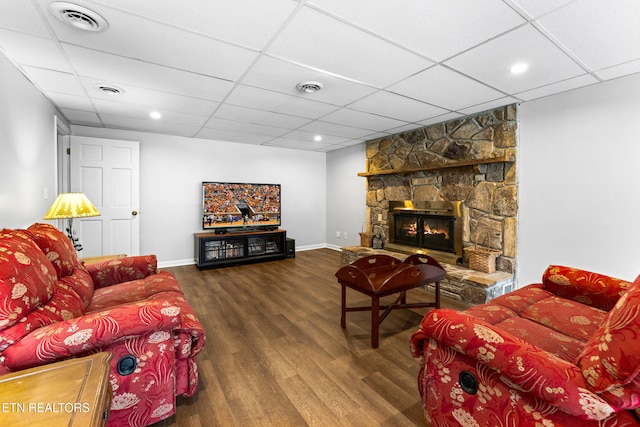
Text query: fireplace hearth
388 200 463 262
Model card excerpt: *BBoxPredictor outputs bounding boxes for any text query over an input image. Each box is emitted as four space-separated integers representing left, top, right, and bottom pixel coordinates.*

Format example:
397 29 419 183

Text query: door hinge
66 148 71 155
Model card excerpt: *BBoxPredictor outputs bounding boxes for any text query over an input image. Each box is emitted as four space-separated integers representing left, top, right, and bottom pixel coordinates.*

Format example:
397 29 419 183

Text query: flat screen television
202 181 281 232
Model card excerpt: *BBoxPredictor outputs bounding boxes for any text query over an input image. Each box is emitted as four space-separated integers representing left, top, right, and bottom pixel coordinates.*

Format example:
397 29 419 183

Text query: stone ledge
340 246 514 306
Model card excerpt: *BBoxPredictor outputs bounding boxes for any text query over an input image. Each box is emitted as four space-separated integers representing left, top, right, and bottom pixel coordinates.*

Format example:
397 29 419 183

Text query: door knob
132 210 138 216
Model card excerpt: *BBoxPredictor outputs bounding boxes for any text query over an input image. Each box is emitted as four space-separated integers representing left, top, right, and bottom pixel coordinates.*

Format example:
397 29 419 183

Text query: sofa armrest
85 255 158 289
411 309 617 421
1 299 181 371
542 265 632 311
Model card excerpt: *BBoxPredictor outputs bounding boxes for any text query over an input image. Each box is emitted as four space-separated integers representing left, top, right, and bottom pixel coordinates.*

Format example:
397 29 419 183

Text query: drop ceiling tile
313 146 335 152
46 92 94 111
63 45 235 101
21 66 85 96
595 60 640 81
0 0 49 37
388 65 504 111
195 128 273 144
348 91 449 123
92 98 209 127
416 112 464 127
298 120 380 139
93 0 298 50
383 124 426 135
203 118 290 138
280 130 350 145
214 104 312 129
515 74 598 101
267 6 433 87
361 131 391 141
444 25 586 94
80 77 219 116
100 113 201 137
457 96 522 116
333 139 366 148
263 137 331 151
321 107 407 132
242 55 378 105
60 108 102 126
506 0 576 18
535 0 640 71
0 30 72 73
226 85 339 119
45 6 259 81
308 0 526 61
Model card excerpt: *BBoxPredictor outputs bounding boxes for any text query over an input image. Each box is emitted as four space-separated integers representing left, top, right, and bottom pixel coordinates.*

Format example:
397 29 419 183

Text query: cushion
58 267 94 308
577 274 640 408
543 265 631 311
520 296 606 343
0 282 85 352
87 271 183 312
26 223 78 278
0 229 56 330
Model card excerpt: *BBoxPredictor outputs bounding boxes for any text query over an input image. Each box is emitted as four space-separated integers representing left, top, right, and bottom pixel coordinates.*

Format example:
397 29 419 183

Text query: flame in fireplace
424 223 449 239
402 223 417 237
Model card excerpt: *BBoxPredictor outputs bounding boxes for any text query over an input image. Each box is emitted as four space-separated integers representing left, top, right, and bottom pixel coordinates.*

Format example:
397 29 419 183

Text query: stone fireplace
362 104 518 276
341 105 518 304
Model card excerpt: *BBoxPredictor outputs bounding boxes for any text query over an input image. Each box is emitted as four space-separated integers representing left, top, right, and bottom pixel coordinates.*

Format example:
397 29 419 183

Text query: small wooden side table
335 254 446 348
0 353 113 426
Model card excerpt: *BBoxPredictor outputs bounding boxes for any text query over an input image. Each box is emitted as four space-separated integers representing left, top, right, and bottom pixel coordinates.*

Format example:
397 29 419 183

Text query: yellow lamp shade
44 192 101 219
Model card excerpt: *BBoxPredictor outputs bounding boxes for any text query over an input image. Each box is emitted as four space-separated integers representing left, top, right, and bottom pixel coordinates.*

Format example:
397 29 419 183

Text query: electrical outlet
344 232 348 239
336 231 341 238
378 213 383 221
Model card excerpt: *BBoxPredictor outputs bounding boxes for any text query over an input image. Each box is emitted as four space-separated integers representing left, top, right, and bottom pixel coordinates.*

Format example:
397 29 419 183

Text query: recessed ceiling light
49 2 109 32
149 111 162 120
314 135 323 142
510 63 529 74
296 81 323 94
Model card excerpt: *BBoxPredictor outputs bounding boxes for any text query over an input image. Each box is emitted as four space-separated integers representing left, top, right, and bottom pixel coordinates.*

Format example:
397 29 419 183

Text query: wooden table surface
0 352 113 426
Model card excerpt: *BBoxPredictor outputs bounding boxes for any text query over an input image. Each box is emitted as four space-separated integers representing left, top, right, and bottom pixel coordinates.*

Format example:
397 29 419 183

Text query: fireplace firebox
389 200 463 259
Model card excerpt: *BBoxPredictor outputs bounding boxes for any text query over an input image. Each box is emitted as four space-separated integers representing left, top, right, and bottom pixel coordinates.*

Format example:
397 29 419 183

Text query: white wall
71 126 326 266
518 73 640 285
0 53 58 228
326 143 367 249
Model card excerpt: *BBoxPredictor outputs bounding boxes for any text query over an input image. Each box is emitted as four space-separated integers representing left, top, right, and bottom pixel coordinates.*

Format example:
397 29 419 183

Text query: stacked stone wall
365 105 519 273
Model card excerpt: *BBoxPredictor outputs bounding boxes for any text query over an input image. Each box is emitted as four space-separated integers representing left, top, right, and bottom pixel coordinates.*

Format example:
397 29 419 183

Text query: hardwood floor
153 248 462 427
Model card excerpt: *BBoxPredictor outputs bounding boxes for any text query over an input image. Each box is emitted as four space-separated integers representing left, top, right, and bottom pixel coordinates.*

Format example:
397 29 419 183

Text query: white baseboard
158 259 195 268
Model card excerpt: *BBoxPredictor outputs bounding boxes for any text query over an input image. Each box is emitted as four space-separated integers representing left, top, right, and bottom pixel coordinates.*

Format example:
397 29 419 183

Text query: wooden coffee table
335 254 446 348
0 353 113 426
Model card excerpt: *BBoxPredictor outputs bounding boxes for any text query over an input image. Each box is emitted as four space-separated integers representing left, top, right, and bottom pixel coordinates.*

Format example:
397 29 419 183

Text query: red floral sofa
0 223 205 427
411 265 640 426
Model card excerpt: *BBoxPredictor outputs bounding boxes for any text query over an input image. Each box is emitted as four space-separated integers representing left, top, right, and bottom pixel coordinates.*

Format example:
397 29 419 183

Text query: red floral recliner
0 223 205 427
411 265 640 426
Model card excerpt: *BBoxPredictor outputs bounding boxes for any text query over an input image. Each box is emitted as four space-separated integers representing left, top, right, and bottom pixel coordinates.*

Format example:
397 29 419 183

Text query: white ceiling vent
296 81 323 93
94 84 124 95
49 2 109 32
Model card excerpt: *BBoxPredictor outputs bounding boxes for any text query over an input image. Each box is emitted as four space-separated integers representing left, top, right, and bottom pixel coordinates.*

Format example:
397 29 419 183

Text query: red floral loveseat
411 265 640 426
0 223 205 427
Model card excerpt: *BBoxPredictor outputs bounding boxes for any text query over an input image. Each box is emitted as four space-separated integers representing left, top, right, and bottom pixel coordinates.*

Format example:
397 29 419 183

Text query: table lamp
44 192 101 251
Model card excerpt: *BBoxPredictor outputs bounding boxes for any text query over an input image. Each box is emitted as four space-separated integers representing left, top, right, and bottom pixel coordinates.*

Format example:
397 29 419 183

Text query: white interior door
70 136 140 257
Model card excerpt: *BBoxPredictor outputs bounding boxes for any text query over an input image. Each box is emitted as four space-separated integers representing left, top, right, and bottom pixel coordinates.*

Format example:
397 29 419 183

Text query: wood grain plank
153 248 461 426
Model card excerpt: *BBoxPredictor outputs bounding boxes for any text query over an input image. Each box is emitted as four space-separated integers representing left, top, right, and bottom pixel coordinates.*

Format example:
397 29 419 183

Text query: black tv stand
194 229 287 269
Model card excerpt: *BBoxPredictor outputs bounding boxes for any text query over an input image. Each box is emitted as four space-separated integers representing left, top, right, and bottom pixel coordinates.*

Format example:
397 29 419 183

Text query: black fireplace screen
393 215 419 245
393 213 456 253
